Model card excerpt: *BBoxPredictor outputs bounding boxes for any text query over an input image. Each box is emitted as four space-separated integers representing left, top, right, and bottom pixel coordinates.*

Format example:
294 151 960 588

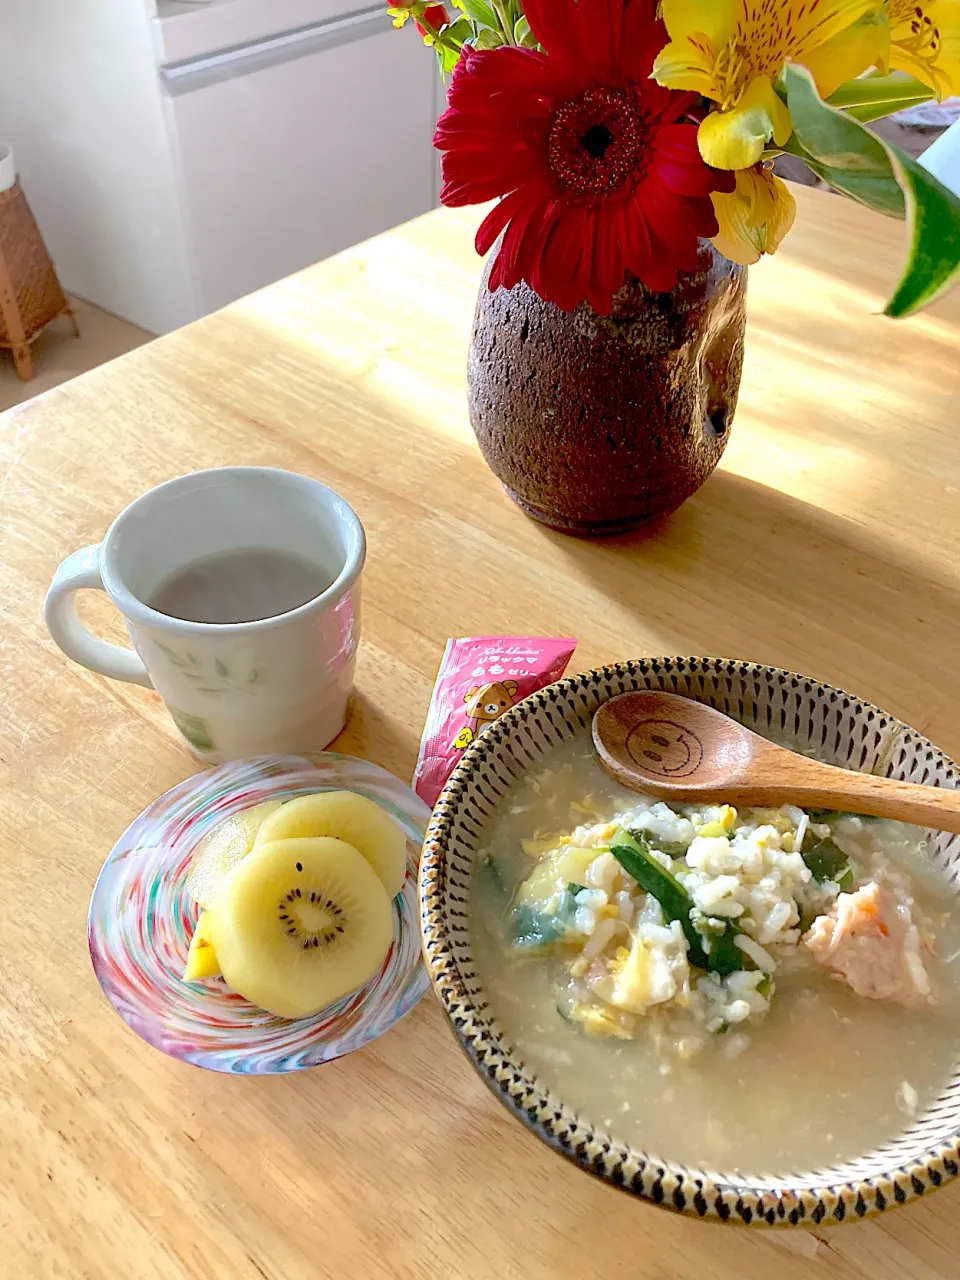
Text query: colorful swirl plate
88 753 430 1074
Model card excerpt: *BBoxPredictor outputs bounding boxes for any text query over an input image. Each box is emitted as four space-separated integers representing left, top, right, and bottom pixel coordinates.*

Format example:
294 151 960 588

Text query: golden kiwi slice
210 837 394 1019
253 791 407 899
185 800 282 910
182 910 221 981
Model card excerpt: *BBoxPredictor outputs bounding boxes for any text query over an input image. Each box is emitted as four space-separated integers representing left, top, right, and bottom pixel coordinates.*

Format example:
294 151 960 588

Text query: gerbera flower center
547 88 650 197
580 124 616 160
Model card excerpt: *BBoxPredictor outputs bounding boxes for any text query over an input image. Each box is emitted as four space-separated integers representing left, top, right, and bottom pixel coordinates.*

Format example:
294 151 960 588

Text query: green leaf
459 0 497 27
828 72 933 124
788 140 907 216
482 852 508 899
442 13 472 42
435 43 460 73
509 882 581 951
214 658 229 677
782 63 960 317
802 837 854 890
431 14 471 74
474 25 504 48
610 831 706 963
884 149 960 316
610 830 743 975
843 96 936 125
781 62 905 218
514 14 535 46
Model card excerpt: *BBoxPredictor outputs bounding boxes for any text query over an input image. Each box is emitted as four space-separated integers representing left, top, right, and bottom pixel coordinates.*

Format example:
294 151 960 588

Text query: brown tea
149 548 331 624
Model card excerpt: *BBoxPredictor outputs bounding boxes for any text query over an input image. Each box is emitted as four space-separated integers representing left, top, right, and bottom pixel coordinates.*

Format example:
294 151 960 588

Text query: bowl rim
418 656 960 1227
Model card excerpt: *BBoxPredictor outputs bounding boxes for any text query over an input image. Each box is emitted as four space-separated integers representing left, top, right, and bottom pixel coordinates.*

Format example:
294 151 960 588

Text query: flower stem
491 0 515 44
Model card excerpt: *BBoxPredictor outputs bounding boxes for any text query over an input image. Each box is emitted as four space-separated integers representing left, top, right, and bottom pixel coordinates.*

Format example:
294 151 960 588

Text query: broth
472 737 960 1174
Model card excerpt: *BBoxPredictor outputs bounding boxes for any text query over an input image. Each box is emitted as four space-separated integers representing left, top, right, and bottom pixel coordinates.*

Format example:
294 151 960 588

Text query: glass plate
88 753 430 1074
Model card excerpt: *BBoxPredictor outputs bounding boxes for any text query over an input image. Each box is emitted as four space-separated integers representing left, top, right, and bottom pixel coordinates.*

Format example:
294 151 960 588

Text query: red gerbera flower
433 0 735 314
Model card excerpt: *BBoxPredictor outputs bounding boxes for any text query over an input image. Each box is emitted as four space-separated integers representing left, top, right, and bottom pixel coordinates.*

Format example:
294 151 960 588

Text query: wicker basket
0 179 76 381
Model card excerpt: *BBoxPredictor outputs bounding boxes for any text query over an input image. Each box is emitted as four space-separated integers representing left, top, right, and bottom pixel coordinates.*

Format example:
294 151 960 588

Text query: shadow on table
330 688 421 785
537 467 960 703
546 466 960 602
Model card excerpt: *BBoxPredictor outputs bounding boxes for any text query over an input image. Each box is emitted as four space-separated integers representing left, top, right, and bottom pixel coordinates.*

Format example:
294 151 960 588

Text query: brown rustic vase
467 242 747 535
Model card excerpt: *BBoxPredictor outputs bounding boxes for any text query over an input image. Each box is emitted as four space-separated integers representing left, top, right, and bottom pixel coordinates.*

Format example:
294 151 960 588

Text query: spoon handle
739 754 960 834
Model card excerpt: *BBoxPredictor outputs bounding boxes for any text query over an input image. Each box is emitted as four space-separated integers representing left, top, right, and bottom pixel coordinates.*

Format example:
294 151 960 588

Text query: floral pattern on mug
168 708 215 753
155 643 261 696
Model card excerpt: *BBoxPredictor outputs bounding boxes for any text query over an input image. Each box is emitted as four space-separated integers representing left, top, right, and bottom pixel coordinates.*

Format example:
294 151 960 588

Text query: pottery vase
467 243 747 536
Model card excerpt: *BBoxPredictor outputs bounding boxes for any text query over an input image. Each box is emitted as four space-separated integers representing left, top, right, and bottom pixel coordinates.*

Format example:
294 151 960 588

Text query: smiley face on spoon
593 689 960 833
624 718 704 779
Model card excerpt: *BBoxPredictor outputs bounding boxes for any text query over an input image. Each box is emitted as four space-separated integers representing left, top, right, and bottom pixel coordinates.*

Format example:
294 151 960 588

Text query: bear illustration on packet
451 680 520 749
414 637 577 808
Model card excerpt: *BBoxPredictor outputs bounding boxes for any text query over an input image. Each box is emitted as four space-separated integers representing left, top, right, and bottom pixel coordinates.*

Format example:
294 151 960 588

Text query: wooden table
3 184 960 1279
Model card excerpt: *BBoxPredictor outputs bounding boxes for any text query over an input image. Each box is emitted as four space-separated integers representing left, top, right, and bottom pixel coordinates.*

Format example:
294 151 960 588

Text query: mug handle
44 545 153 688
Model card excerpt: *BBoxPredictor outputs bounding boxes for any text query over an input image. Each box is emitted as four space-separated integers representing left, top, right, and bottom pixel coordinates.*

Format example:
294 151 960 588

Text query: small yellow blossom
654 0 889 169
387 5 415 28
711 166 798 265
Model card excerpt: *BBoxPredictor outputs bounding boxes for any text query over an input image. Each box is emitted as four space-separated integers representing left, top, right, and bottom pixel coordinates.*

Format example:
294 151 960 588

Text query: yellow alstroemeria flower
887 0 960 99
653 0 889 169
711 166 798 265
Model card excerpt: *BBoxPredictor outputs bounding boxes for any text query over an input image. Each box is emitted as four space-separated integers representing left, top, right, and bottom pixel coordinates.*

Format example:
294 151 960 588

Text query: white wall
0 0 194 333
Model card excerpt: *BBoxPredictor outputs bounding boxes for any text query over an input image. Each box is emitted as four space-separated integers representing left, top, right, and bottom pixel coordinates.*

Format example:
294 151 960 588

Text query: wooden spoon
592 690 960 833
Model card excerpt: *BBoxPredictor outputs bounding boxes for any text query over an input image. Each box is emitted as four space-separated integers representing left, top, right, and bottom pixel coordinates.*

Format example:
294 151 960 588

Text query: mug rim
99 467 366 634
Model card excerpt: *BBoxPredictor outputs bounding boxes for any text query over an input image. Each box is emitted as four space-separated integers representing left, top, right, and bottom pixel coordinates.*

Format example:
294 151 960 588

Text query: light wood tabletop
2 184 960 1279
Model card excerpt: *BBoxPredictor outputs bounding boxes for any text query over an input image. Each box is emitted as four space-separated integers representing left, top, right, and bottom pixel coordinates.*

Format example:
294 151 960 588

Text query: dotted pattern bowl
420 659 960 1226
89 753 430 1074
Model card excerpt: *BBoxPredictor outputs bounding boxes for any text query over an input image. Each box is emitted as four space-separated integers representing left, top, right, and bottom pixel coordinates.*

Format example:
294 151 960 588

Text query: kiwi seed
276 882 350 952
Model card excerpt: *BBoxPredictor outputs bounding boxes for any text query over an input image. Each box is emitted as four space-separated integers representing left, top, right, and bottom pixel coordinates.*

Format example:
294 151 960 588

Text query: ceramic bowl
419 658 960 1226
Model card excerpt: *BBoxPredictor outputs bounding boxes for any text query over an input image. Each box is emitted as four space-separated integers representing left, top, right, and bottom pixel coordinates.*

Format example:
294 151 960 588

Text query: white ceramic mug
44 468 365 762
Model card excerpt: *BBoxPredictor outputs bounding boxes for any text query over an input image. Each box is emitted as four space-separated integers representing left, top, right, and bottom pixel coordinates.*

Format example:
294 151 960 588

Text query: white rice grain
580 916 618 963
734 933 776 972
725 999 753 1023
586 851 619 892
896 1080 919 1115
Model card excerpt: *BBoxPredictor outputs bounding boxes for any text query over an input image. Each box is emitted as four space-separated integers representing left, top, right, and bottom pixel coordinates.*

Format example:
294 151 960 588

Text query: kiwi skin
210 837 394 1019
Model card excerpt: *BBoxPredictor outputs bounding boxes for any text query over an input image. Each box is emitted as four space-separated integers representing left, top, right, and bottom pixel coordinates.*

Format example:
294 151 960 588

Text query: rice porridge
472 738 960 1173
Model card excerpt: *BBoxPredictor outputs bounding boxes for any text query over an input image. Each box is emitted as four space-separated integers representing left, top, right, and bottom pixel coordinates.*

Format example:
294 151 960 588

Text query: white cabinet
163 11 438 316
0 0 438 333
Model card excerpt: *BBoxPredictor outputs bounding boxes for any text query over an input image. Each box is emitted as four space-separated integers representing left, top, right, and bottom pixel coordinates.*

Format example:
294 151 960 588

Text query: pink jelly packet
414 637 577 808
